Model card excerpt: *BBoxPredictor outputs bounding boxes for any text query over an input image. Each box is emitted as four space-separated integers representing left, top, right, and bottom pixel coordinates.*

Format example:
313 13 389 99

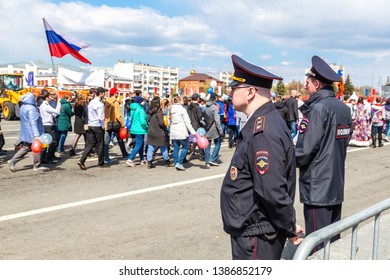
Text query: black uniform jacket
296 87 352 206
220 101 297 238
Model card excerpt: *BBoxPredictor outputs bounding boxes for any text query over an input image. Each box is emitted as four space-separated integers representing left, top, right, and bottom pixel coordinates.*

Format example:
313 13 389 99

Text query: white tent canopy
350 92 358 100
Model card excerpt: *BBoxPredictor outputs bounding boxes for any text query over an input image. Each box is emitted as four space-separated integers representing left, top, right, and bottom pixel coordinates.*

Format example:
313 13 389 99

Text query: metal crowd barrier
293 198 390 260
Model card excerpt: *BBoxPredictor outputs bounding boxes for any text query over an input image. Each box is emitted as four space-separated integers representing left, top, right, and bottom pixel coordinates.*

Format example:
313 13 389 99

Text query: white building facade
219 71 233 86
112 62 179 95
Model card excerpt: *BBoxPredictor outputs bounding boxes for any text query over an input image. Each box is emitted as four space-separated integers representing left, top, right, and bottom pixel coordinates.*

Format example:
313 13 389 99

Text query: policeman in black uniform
296 56 352 252
220 55 303 260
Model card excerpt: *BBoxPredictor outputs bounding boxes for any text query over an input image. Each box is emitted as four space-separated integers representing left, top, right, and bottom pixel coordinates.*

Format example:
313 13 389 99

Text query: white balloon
210 80 217 89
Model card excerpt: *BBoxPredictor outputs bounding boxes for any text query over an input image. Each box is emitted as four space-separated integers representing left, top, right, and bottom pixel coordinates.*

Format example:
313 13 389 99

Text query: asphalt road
0 119 389 260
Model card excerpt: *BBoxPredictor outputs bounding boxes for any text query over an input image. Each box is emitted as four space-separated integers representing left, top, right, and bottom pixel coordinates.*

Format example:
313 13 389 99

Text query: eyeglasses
231 86 258 93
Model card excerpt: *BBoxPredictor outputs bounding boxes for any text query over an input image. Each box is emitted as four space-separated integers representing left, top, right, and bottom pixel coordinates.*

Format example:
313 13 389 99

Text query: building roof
180 73 222 82
106 74 132 82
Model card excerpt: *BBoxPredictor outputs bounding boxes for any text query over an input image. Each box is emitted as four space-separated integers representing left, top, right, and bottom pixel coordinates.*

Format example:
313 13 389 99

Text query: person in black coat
70 95 87 156
296 55 352 253
187 93 203 156
285 90 299 139
220 54 303 260
273 95 290 127
146 97 170 168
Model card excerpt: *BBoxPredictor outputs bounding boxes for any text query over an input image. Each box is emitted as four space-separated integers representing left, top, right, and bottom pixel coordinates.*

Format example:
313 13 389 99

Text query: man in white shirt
39 89 61 164
78 87 108 170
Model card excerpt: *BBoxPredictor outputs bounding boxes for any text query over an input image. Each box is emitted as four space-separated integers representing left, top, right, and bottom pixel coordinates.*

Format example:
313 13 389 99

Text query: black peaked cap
228 55 282 89
305 55 341 83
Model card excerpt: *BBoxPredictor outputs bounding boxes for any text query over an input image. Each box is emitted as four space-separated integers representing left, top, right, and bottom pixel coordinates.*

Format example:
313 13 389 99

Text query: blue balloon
39 133 53 145
197 127 206 137
207 87 213 94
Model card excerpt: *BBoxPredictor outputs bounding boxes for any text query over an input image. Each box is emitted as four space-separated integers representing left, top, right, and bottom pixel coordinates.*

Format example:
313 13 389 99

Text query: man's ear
247 87 257 101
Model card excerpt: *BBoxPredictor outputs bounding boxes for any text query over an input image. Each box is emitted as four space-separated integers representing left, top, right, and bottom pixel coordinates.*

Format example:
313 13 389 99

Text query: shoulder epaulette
253 116 266 135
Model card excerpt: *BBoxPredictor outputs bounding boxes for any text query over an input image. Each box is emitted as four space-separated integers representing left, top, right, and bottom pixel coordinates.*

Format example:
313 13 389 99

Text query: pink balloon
197 136 209 149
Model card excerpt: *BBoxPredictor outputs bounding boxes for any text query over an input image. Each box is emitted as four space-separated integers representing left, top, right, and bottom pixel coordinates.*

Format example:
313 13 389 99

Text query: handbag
125 117 132 130
107 121 121 132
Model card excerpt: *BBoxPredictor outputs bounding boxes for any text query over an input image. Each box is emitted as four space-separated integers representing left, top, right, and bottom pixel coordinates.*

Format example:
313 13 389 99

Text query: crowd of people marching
1 87 245 172
272 90 390 147
1 86 389 172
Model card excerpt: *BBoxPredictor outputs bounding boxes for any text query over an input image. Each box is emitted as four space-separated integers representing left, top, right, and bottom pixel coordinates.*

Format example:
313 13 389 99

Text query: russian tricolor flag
43 18 91 64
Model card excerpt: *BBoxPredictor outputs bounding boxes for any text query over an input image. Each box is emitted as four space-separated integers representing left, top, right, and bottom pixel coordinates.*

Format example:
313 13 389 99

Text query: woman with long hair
146 97 170 168
70 95 88 156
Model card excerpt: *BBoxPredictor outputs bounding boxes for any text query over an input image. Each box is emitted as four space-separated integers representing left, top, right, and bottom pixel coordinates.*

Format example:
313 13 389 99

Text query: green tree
344 74 354 96
286 79 304 95
275 80 286 96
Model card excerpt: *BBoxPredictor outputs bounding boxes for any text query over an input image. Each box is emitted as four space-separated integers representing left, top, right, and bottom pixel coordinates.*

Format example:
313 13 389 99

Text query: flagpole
42 18 57 79
50 56 56 76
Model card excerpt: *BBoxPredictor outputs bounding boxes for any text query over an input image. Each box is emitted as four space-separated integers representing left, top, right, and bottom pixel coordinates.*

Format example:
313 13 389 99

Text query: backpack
200 109 215 130
371 106 383 124
385 107 390 121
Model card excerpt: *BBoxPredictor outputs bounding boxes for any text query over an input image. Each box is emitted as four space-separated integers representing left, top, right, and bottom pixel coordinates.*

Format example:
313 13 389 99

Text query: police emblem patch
299 117 310 133
255 151 269 175
230 166 238 181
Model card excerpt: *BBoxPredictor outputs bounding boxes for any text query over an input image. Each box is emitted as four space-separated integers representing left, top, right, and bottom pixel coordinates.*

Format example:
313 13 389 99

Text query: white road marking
0 174 225 222
0 136 387 222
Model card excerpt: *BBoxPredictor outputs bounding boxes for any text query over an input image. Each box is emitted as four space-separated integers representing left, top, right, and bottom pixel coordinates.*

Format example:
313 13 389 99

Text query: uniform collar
240 101 274 137
300 86 335 115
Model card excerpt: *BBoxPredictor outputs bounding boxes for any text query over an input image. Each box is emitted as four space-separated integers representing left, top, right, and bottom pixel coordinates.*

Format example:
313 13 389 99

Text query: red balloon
119 127 128 140
197 136 209 149
31 139 42 153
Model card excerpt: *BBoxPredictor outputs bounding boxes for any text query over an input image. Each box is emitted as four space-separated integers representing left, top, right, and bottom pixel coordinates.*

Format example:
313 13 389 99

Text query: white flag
57 67 104 87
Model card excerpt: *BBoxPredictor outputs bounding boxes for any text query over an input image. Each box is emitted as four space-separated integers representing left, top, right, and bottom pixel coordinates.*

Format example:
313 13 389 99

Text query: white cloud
0 0 227 65
259 54 272 60
1 0 390 86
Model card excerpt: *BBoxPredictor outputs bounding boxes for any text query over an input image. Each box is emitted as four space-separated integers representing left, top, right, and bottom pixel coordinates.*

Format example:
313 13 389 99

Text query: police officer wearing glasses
220 55 304 260
296 56 352 253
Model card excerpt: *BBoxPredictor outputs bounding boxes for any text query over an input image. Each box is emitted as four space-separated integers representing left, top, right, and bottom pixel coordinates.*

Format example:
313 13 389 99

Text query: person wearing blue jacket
226 98 237 148
8 92 47 172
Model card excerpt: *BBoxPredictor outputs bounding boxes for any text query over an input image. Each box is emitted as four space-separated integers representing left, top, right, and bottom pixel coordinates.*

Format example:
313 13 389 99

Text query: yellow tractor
0 73 32 120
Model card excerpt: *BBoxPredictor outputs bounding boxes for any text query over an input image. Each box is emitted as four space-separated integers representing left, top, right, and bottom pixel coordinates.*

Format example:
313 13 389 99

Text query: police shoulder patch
336 125 351 138
299 117 310 133
230 166 238 181
253 116 266 134
255 151 269 175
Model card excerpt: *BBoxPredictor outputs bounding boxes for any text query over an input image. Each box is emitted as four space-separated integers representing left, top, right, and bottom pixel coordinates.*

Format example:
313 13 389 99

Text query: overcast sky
1 0 390 88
